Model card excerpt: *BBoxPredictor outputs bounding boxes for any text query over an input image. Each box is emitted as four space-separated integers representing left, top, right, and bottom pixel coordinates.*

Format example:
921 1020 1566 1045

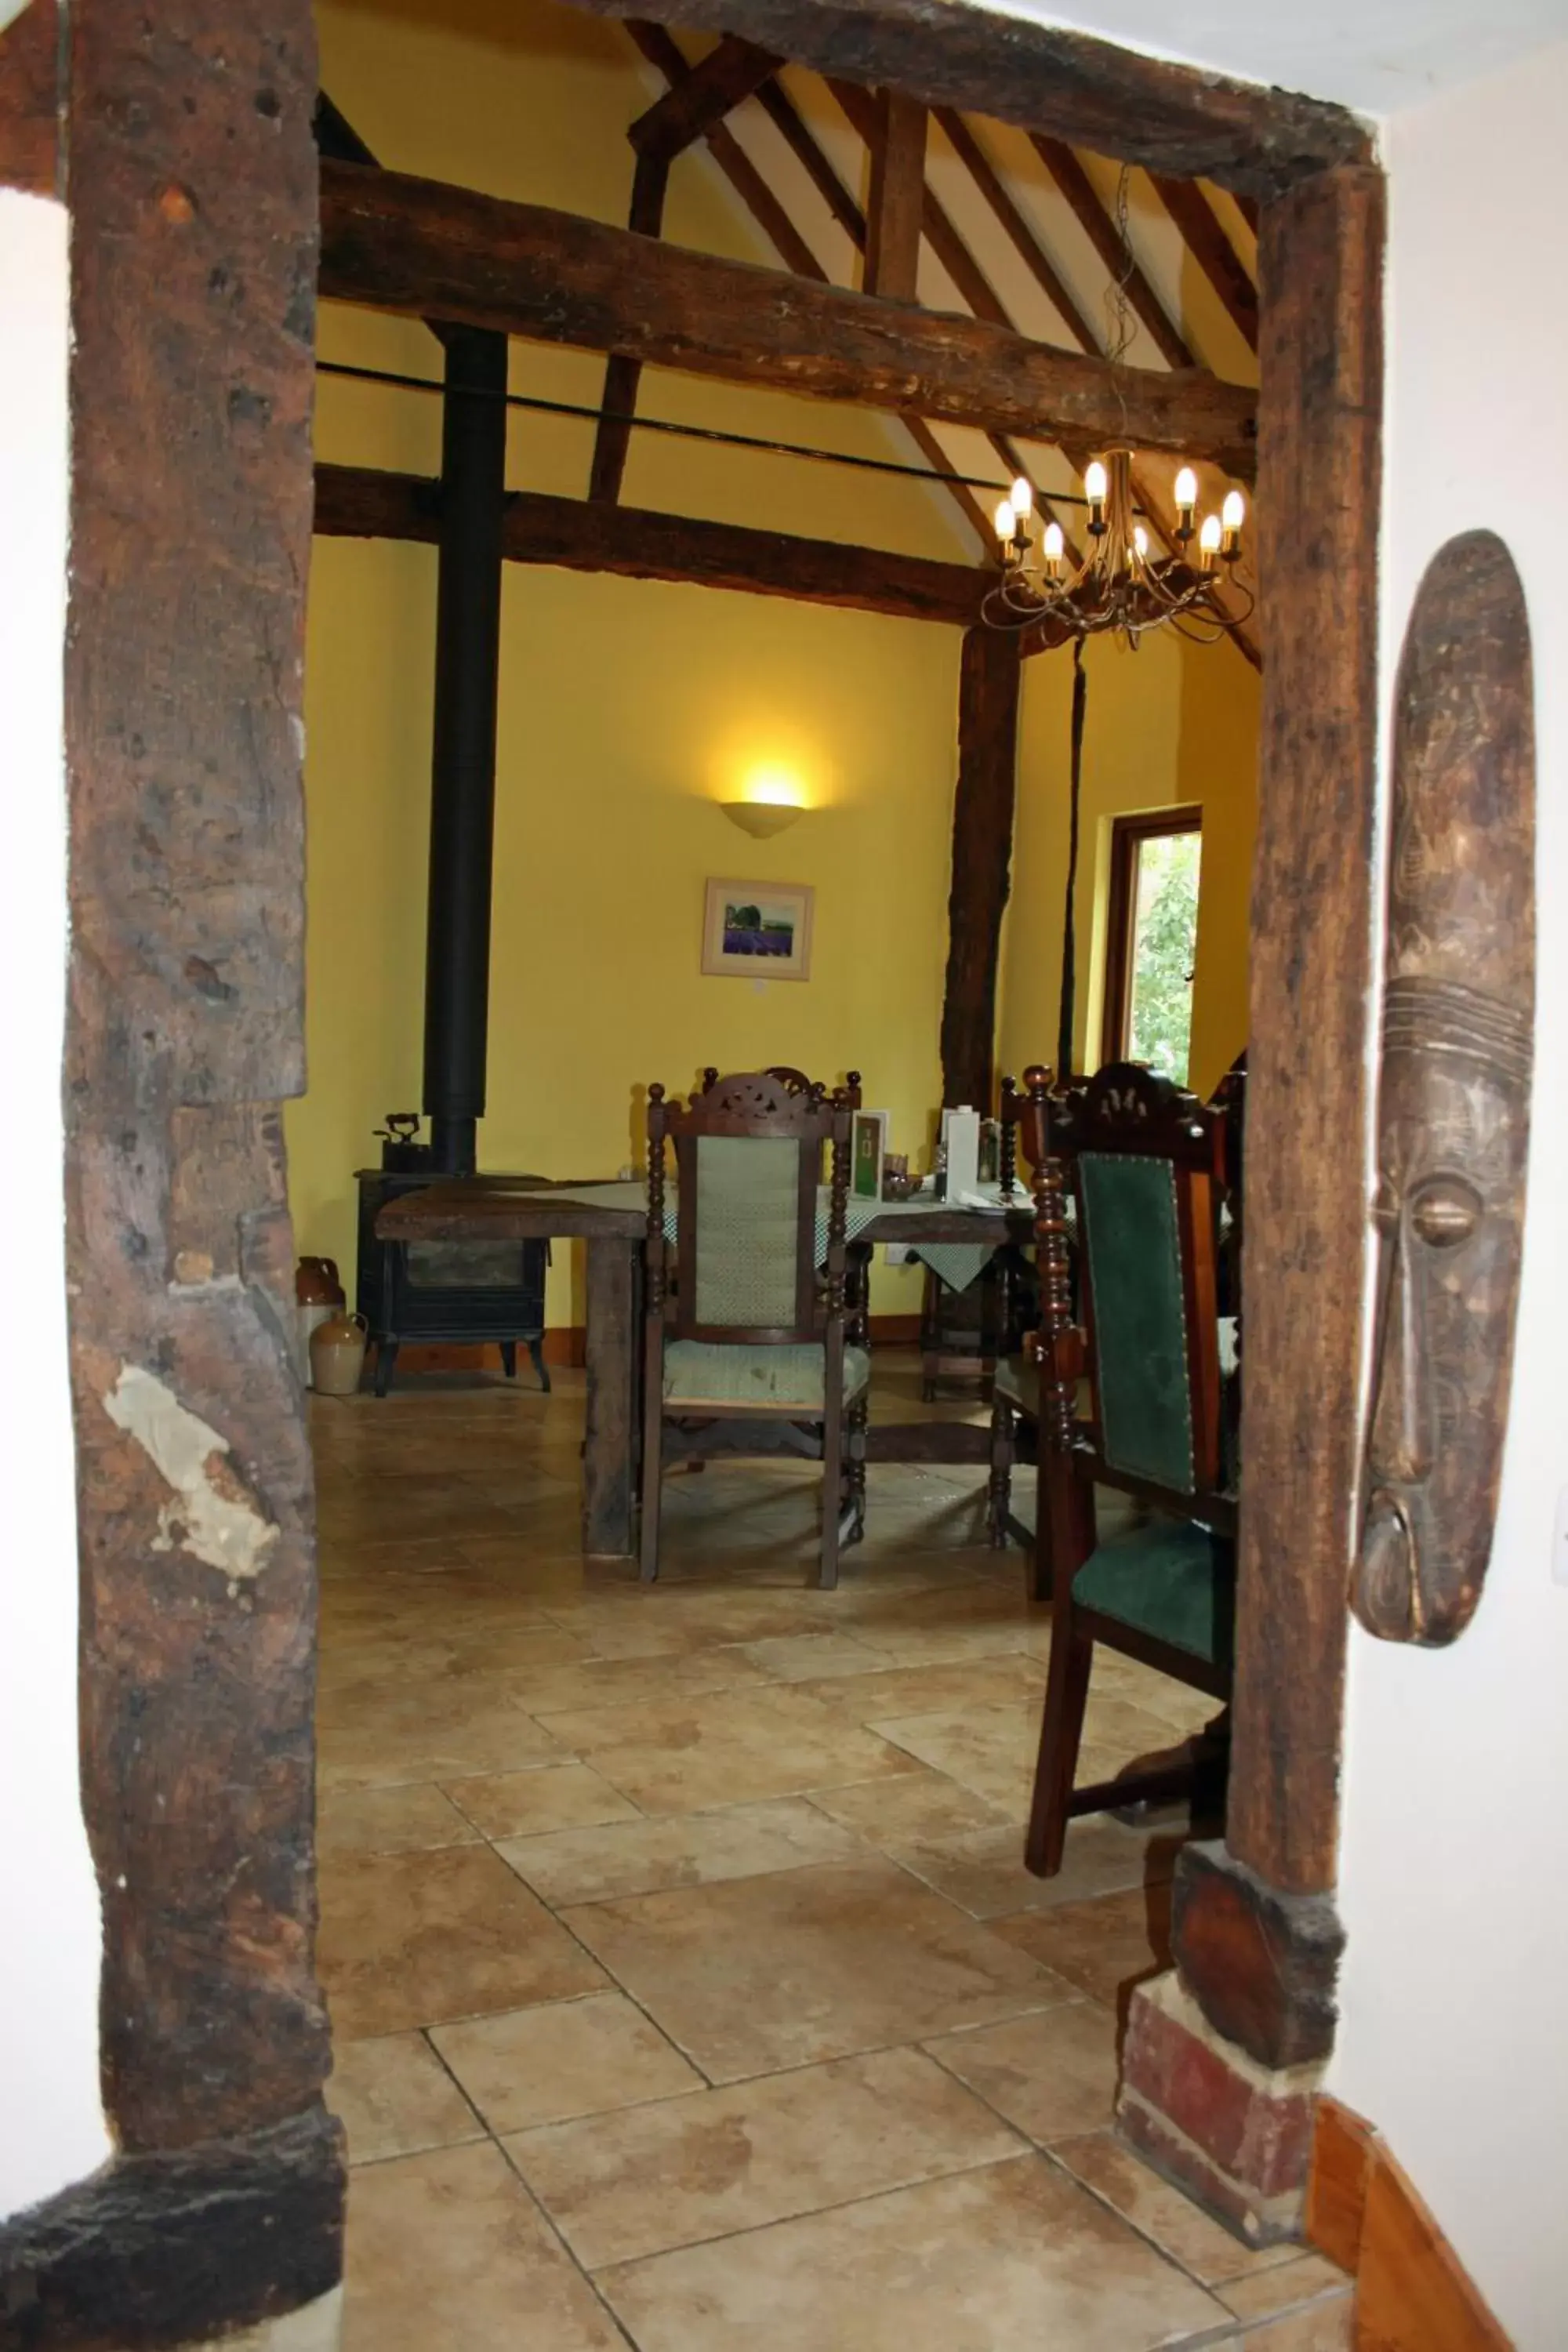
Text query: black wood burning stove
340 299 547 1396
356 1166 550 1398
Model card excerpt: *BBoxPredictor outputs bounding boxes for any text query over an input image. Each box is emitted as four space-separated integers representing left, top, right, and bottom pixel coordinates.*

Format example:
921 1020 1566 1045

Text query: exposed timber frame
8 0 1384 2325
0 0 345 2342
314 462 993 626
569 0 1372 193
940 628 1022 1108
318 159 1260 477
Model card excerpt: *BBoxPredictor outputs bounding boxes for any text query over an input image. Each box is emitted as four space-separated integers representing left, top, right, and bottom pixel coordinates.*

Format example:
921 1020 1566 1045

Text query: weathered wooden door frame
1 0 1378 2339
568 0 1383 2074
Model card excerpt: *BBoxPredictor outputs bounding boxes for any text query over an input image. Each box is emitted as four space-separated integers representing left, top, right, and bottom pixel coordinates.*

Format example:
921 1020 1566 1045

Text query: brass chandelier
982 449 1253 647
981 163 1254 650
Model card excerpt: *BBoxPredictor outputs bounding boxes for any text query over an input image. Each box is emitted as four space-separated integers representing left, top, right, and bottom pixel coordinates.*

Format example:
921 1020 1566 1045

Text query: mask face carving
1352 532 1534 1646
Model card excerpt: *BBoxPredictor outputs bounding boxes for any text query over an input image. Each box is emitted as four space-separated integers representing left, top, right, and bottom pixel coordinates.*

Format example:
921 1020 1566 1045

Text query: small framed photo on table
701 880 815 981
851 1109 889 1200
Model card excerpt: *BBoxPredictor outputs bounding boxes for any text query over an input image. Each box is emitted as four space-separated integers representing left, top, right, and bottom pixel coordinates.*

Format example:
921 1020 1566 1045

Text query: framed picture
702 878 815 982
851 1109 889 1200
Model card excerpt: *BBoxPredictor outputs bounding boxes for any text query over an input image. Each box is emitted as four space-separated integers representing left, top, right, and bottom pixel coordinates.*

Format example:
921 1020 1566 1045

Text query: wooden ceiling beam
626 22 822 275
864 89 926 298
828 78 1083 557
1030 135 1194 372
319 159 1258 475
566 0 1373 195
589 148 670 504
312 93 456 352
625 27 986 549
1150 172 1259 351
628 31 782 159
314 461 993 624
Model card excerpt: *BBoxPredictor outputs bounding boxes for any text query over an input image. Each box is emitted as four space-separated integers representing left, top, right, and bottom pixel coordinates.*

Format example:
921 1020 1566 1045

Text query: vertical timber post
939 625 1022 1111
1117 161 1386 2244
0 0 347 2339
423 326 509 1175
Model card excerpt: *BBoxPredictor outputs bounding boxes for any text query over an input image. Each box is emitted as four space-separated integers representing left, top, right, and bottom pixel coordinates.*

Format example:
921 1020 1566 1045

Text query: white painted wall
0 188 111 2220
989 0 1568 114
1330 42 1568 2350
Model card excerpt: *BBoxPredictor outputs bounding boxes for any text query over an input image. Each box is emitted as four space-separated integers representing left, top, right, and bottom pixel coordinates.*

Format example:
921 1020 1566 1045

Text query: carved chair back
1038 1060 1230 1513
646 1072 853 1347
700 1065 863 1108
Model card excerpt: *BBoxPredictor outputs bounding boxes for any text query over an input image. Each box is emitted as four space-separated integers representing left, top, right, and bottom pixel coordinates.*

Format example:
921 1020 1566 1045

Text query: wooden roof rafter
622 20 997 552
607 34 1256 652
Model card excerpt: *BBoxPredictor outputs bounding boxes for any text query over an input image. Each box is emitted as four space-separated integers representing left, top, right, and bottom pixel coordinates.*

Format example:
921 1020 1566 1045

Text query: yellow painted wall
996 629 1260 1100
292 0 1261 1326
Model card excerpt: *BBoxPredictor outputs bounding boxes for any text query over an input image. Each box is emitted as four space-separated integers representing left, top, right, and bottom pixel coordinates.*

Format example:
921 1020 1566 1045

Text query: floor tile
742 1631 895 1680
563 1857 1065 2082
496 1795 863 1907
790 1655 1040 1730
545 1686 917 1816
807 1767 1009 1846
1229 2296 1354 2349
432 1991 701 2132
506 2045 1022 2270
317 1678 565 1790
1081 1692 1208 1765
597 2154 1227 2350
441 1762 641 1841
868 1700 1051 1814
318 1845 607 2038
494 1644 769 1717
1219 2253 1352 2322
317 1782 480 1859
1052 2131 1305 2288
922 2001 1120 2142
342 2141 624 2352
989 1883 1174 2011
325 2031 482 2165
889 1815 1176 1921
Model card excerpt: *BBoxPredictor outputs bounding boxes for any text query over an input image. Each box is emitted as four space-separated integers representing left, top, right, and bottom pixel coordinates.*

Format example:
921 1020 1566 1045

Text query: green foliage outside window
1127 829 1202 1084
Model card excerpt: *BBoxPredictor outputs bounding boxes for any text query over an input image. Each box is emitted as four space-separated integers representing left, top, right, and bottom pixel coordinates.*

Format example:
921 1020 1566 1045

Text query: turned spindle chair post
988 1064 1054 1563
640 1072 866 1590
1025 1062 1236 1877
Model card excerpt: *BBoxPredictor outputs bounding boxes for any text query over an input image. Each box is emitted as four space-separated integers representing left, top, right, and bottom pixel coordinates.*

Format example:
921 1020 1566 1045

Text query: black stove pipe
422 325 509 1176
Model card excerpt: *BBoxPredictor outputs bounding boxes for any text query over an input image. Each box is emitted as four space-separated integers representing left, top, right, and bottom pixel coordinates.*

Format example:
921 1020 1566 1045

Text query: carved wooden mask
1352 532 1534 1644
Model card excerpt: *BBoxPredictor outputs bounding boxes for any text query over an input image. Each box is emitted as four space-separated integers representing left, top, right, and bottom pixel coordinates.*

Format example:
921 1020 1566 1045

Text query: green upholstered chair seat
993 1356 1039 1417
662 1340 871 1410
1072 1517 1235 1668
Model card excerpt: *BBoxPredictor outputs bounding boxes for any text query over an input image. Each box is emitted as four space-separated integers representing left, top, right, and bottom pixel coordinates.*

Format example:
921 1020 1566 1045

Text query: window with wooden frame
1101 807 1204 1083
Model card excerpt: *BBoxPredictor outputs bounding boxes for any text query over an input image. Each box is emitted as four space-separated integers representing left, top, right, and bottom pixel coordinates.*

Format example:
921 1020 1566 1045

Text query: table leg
583 1234 639 1556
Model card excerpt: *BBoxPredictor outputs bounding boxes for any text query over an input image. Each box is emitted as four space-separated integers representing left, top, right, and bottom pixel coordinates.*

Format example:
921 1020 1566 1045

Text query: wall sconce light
721 799 807 839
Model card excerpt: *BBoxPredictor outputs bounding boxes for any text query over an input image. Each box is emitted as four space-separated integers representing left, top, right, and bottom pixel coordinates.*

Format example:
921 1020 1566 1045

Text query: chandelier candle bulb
1134 524 1149 559
1010 476 1033 519
1199 513 1223 570
1043 520 1065 575
1221 488 1246 558
1084 458 1109 535
993 496 1017 548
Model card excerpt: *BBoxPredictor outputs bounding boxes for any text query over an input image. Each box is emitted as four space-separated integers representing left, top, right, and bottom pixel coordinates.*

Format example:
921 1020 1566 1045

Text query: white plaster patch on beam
103 1364 278 1581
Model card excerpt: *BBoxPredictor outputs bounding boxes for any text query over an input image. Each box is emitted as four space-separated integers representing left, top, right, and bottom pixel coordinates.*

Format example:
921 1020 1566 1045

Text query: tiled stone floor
313 1357 1350 2350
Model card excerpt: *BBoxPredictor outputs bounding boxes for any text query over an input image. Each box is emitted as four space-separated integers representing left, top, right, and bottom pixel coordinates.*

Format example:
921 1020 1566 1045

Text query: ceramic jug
296 1257 345 1387
310 1310 368 1399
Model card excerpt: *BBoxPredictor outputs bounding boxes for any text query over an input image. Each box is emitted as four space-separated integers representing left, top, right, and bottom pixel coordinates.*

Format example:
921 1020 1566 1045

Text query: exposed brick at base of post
1116 1972 1323 2246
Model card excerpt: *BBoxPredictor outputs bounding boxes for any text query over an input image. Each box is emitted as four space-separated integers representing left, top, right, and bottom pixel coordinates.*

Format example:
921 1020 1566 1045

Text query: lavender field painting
702 878 814 981
722 898 796 958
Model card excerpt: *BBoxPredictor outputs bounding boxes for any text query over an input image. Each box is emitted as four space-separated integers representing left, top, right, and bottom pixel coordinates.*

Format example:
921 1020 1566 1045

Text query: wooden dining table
376 1177 1034 1557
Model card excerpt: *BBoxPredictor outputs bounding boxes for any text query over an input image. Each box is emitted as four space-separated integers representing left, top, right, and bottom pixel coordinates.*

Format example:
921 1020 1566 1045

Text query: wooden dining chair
640 1070 867 1589
987 1065 1053 1560
1024 1060 1236 1876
